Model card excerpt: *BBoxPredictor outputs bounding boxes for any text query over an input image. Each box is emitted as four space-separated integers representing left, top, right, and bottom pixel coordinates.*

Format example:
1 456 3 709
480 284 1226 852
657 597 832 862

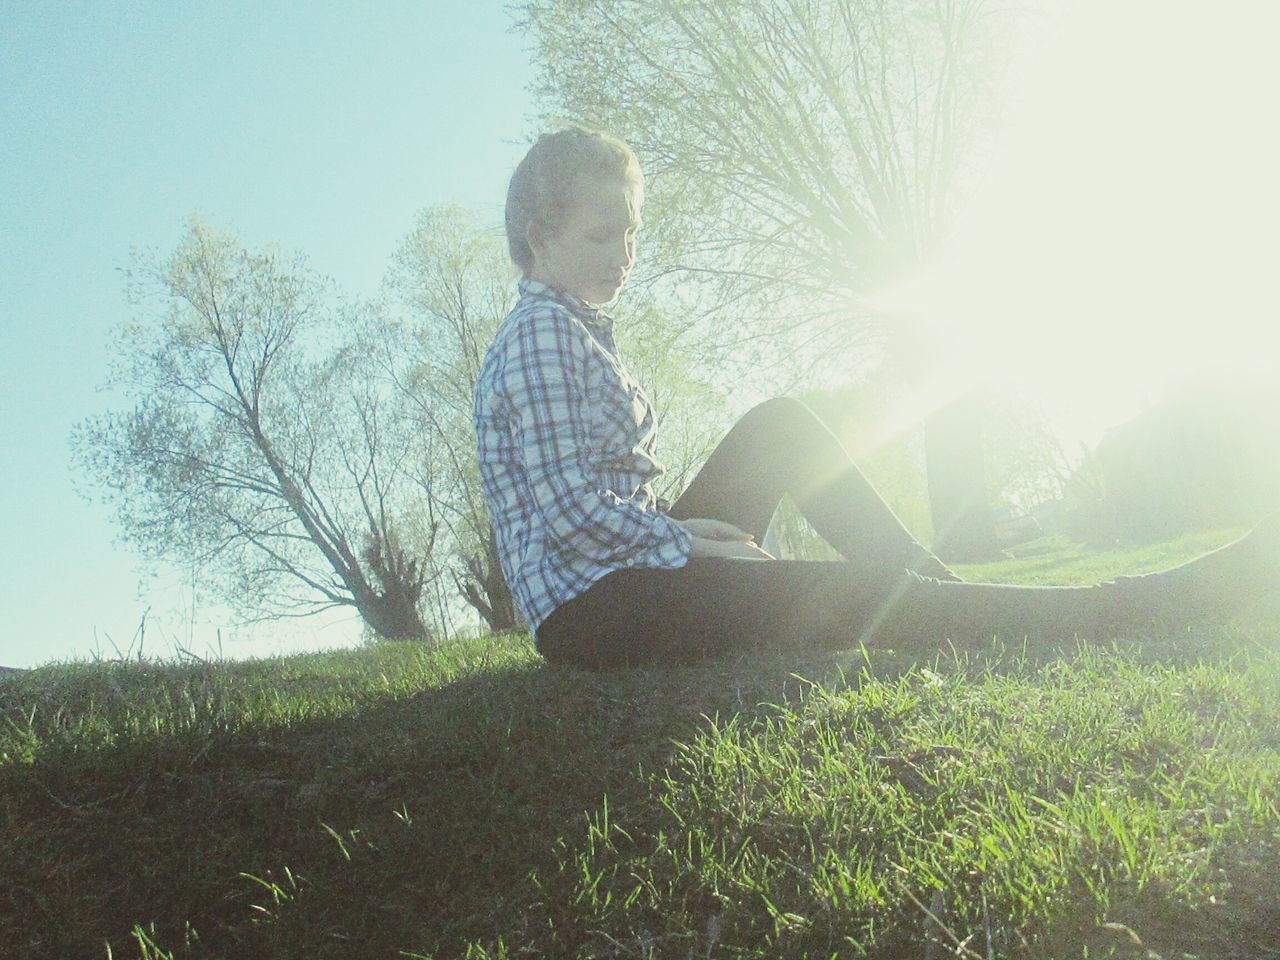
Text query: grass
2 529 1278 959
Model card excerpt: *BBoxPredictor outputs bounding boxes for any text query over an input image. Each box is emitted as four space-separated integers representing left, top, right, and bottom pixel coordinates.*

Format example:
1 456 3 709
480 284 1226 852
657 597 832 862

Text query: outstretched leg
877 514 1280 650
668 397 956 579
536 516 1280 668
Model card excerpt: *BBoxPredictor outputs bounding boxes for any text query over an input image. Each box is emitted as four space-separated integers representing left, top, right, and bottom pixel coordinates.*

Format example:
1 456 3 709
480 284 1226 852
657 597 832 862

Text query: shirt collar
518 277 615 335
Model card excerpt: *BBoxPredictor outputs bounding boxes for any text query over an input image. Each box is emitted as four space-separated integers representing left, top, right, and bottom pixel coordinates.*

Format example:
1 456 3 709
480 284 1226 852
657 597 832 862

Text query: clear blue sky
1 1 536 667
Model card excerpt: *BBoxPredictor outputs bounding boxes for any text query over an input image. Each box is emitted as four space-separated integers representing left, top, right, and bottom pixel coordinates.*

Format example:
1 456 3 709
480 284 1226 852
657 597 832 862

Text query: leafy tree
383 206 519 632
74 220 434 639
518 0 1019 559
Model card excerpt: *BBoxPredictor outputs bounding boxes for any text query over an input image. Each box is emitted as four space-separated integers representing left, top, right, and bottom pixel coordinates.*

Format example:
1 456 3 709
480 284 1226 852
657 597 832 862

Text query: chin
573 277 626 306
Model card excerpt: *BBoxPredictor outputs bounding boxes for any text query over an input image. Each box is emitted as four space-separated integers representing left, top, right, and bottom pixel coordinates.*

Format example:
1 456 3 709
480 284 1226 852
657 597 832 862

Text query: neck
525 272 599 308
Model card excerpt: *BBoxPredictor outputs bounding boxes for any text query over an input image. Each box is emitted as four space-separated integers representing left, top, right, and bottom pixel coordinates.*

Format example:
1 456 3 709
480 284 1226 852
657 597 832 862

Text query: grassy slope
2 531 1278 960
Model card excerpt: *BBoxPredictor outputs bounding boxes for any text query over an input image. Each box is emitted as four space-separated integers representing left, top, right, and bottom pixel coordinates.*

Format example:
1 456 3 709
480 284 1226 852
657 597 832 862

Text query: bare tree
382 206 519 632
518 0 1018 559
74 219 434 639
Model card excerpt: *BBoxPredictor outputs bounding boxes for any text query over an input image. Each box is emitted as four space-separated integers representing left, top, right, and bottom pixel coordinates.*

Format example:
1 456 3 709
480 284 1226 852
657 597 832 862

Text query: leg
532 561 1099 669
535 559 901 668
535 560 1125 669
886 516 1280 648
536 516 1280 669
668 398 955 579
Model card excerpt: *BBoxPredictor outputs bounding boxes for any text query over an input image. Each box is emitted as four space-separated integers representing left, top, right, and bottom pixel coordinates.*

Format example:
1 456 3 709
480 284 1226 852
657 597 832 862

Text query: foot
1111 512 1280 625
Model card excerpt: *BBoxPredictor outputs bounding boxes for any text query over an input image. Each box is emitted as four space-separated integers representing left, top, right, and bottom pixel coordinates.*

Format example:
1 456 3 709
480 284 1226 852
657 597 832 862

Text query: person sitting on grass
473 124 1277 670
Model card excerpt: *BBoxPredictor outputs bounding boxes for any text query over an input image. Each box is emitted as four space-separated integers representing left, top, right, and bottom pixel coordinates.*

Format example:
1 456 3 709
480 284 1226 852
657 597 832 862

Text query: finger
707 519 753 541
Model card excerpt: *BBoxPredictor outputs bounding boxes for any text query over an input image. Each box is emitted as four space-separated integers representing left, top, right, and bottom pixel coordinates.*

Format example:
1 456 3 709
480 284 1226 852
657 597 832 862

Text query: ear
526 220 547 260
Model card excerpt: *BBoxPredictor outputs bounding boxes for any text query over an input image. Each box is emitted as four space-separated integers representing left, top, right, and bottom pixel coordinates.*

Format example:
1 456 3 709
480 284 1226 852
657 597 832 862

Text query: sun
866 0 1280 448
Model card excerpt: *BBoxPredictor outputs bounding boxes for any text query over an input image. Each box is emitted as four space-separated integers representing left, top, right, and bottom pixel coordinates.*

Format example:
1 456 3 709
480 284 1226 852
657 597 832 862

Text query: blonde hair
505 125 644 275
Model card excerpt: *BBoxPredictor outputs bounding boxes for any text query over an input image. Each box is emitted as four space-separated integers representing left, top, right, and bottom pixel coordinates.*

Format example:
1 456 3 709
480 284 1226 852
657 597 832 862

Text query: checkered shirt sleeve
474 281 692 631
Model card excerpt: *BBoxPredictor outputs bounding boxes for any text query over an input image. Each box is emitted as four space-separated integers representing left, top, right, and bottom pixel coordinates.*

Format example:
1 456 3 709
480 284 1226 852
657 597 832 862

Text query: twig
982 890 993 960
900 882 981 960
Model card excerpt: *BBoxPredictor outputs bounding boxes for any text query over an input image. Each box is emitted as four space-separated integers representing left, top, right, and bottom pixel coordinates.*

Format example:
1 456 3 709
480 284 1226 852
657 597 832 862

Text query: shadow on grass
0 637 878 959
2 623 1276 960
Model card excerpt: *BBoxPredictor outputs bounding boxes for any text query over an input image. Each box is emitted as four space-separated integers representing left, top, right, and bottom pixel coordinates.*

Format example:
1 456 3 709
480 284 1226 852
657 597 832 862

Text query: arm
678 517 776 560
508 310 692 567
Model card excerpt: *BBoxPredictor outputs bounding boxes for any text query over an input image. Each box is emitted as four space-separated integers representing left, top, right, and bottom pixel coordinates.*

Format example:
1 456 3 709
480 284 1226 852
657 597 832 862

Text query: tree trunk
459 525 518 633
359 535 431 640
924 390 1004 562
887 311 1002 564
357 587 431 640
483 526 518 631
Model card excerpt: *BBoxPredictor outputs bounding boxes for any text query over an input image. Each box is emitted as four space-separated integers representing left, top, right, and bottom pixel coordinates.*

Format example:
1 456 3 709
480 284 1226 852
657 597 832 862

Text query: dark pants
535 399 1255 669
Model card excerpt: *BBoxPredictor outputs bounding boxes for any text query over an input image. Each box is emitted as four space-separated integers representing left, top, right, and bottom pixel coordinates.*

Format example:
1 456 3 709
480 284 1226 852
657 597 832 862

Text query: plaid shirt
474 279 693 632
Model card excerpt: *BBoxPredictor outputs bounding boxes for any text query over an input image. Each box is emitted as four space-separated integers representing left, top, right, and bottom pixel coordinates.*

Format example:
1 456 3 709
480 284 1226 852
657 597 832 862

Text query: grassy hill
2 531 1278 959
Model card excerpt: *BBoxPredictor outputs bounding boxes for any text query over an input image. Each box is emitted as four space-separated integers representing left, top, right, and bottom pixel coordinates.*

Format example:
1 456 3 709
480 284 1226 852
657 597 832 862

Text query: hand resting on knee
676 517 776 560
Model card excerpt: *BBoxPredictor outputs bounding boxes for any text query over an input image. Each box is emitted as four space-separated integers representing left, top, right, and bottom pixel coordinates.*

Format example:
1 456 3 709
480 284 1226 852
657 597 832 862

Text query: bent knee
741 396 825 435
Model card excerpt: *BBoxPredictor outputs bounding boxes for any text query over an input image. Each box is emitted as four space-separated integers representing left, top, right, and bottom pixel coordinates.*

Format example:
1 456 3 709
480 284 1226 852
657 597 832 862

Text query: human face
527 176 641 306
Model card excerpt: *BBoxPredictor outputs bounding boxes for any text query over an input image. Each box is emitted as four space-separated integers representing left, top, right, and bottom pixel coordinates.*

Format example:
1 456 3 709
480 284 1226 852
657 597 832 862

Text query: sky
3 0 1278 669
882 0 1280 442
1 1 536 667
